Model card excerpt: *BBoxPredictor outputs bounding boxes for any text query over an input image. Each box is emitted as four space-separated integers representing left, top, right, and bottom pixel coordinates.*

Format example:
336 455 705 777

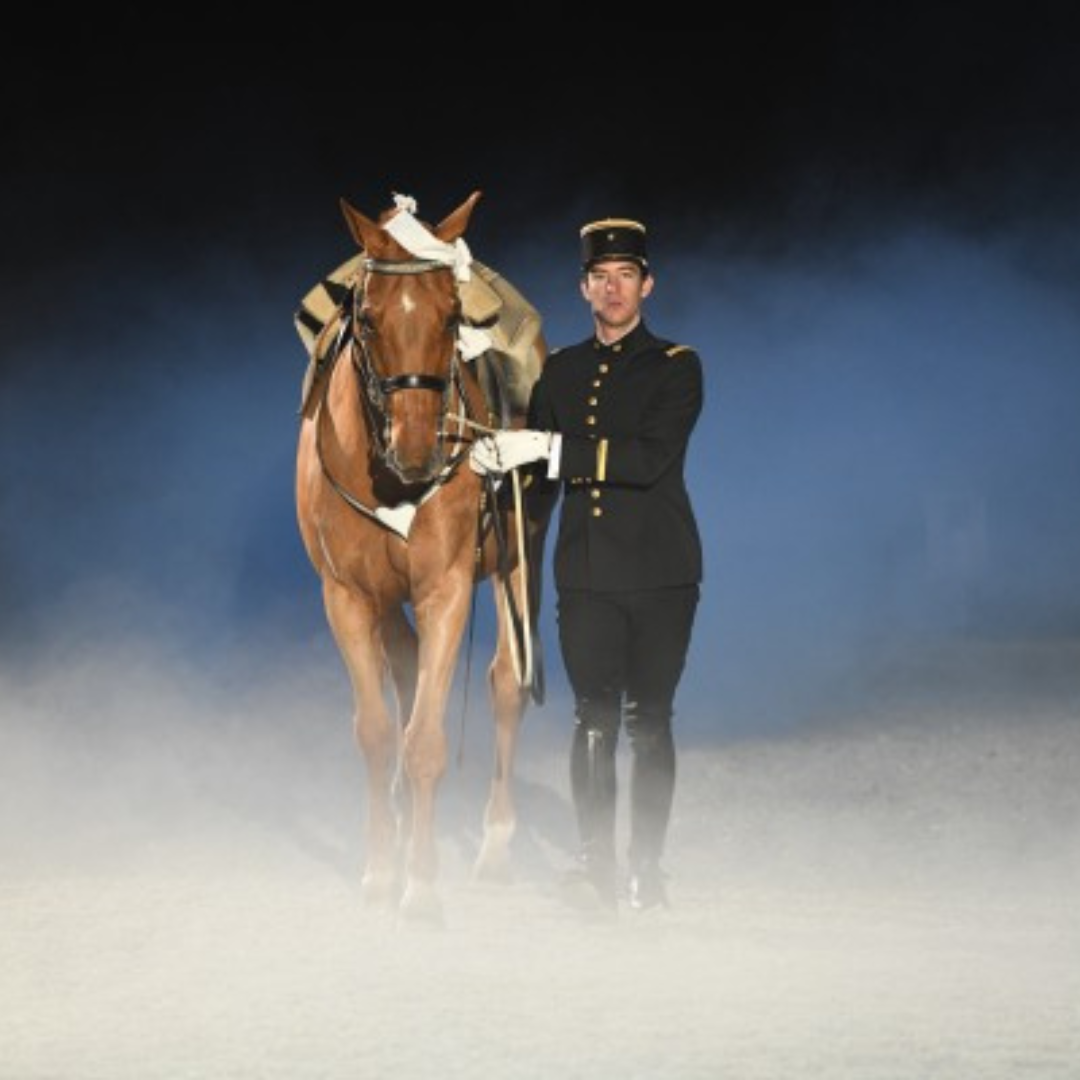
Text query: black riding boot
626 710 675 910
564 699 620 910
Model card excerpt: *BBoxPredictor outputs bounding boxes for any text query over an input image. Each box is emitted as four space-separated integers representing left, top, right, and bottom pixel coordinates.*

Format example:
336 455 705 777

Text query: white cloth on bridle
385 193 492 361
387 193 473 281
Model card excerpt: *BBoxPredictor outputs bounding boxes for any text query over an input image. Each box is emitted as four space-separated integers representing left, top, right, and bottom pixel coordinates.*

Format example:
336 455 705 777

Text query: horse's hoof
472 847 514 884
398 880 445 928
360 871 400 910
473 820 515 883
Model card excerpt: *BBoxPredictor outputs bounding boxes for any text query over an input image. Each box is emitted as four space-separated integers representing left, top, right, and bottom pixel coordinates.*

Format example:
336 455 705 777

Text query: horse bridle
313 254 479 513
351 256 472 455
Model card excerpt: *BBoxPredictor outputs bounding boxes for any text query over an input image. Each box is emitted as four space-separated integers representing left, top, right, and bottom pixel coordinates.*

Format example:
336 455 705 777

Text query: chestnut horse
295 191 548 924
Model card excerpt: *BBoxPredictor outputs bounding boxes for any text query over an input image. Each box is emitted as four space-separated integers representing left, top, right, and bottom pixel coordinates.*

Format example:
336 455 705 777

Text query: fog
2 199 1079 1075
2 639 1077 1077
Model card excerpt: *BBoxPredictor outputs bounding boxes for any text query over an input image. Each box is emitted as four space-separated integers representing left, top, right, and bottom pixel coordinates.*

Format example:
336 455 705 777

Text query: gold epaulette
665 344 694 358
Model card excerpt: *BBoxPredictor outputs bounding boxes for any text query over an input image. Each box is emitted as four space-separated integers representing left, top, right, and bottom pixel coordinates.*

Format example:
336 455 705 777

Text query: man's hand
469 429 552 475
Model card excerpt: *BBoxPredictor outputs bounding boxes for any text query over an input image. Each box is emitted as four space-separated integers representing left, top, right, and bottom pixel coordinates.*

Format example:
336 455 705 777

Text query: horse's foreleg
382 607 419 858
323 580 401 909
396 580 472 924
474 564 531 882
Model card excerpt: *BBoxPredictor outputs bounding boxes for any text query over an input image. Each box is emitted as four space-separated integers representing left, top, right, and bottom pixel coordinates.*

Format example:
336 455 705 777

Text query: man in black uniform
470 218 703 912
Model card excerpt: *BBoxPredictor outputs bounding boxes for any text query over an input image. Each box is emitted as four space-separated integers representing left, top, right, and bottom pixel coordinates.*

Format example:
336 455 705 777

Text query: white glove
469 429 552 475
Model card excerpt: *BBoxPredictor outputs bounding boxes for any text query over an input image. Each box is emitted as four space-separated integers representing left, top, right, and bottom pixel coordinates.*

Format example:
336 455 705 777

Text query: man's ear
579 277 592 302
640 274 655 299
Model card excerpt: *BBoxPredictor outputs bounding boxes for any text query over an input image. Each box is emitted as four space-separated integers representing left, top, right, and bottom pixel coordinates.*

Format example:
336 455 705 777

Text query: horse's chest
314 507 409 597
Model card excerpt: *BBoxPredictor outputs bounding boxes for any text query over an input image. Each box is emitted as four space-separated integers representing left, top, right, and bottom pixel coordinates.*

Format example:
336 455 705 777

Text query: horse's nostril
388 448 441 486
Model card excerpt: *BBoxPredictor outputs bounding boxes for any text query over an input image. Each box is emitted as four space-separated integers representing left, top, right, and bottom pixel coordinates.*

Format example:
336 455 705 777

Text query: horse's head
340 191 482 484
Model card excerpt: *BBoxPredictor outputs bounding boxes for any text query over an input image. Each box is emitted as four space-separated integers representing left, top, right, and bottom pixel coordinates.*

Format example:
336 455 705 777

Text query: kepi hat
580 218 649 273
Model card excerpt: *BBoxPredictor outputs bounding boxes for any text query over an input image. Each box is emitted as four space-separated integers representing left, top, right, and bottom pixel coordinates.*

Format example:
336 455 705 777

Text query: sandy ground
2 642 1078 1079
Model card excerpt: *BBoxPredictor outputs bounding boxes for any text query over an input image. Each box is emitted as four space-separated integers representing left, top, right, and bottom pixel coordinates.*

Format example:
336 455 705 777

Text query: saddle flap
294 256 545 417
459 269 503 324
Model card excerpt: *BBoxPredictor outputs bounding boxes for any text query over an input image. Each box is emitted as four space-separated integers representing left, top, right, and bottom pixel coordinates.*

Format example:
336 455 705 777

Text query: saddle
294 256 545 419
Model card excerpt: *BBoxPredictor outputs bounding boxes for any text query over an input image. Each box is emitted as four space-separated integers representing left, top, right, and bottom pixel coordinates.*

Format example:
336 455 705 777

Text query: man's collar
593 320 652 356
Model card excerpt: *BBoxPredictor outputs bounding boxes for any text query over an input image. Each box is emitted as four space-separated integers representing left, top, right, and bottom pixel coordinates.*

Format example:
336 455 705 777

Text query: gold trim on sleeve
596 439 609 482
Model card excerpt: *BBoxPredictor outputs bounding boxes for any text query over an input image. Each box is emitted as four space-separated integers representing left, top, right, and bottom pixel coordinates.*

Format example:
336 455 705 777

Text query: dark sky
3 6 1080 733
6 7 1079 265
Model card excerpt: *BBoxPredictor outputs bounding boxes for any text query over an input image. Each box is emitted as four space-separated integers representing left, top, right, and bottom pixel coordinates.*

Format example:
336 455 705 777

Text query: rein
448 410 542 704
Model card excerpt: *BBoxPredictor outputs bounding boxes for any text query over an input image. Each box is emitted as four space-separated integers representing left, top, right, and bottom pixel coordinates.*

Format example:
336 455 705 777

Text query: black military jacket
527 321 703 592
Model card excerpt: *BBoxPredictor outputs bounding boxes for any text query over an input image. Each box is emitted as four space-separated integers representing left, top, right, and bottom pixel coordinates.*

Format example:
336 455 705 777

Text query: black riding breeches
557 585 699 731
557 585 700 864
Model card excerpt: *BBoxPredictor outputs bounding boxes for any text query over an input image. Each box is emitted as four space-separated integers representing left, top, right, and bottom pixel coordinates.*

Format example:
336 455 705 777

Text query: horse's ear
340 197 392 256
434 190 482 243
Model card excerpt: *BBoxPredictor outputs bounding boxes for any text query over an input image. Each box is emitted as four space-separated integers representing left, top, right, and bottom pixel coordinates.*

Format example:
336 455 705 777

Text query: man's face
580 260 653 330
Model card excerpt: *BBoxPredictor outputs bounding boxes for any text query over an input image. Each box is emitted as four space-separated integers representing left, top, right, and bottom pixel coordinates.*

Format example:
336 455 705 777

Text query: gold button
598 363 609 374
613 343 622 353
586 416 596 426
592 379 602 388
588 396 598 406
590 489 601 499
592 507 603 518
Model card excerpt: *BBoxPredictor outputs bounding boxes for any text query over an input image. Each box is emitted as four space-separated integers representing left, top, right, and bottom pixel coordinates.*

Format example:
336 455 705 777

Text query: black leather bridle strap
363 256 445 275
379 372 449 395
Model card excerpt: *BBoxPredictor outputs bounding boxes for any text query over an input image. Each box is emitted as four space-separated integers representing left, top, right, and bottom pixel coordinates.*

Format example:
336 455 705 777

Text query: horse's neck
320 346 385 492
327 345 373 446
459 359 492 428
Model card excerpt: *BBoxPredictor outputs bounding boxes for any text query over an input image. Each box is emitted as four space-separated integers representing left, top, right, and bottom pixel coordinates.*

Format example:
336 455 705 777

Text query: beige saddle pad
294 256 545 417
